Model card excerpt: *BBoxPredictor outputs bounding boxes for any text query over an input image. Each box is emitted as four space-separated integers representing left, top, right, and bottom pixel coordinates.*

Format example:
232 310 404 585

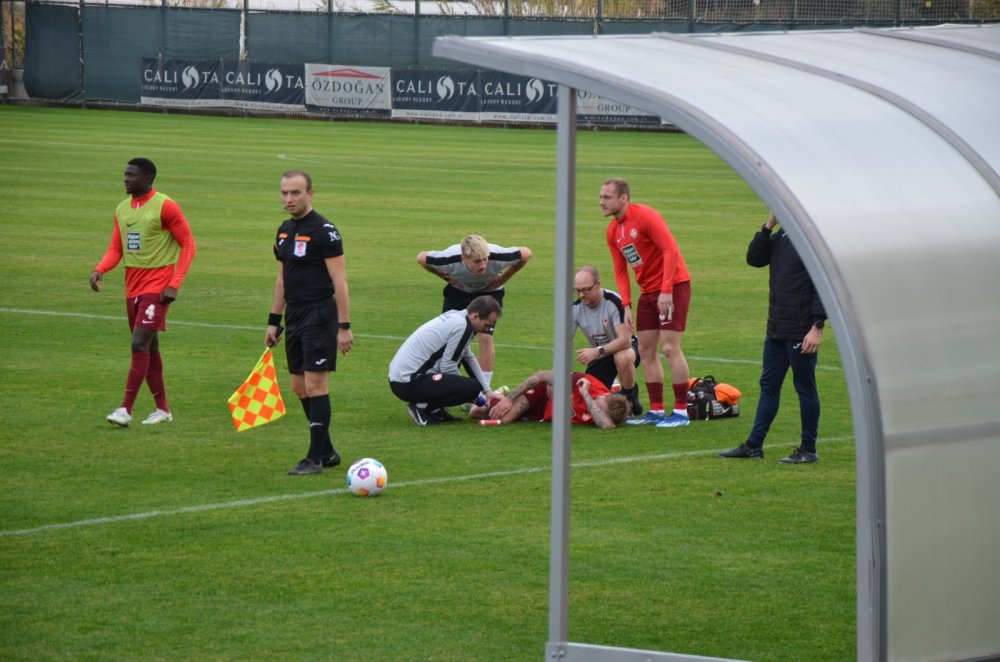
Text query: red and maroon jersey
94 188 196 298
606 202 690 306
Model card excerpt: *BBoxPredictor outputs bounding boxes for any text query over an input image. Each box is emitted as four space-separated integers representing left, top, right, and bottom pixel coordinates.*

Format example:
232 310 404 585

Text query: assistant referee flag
228 348 286 431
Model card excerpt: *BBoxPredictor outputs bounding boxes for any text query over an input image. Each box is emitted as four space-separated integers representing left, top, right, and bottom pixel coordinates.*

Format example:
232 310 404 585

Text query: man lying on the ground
470 370 629 429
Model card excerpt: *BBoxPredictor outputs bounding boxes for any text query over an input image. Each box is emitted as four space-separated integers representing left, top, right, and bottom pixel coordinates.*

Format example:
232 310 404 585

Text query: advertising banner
391 69 479 121
140 59 669 130
478 71 558 124
305 64 391 117
218 61 305 111
140 59 305 111
575 89 662 126
140 58 222 108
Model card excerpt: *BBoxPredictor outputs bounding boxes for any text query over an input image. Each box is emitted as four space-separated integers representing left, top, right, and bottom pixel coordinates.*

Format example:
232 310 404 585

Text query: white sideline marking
0 139 733 175
0 438 853 539
0 306 843 370
277 153 324 164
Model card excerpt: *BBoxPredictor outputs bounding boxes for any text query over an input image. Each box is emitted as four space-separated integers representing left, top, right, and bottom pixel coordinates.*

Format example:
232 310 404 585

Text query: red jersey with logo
606 202 690 306
94 188 196 298
542 373 611 425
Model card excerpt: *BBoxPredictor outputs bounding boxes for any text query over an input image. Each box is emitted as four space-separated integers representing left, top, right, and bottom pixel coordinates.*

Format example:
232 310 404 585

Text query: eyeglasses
574 284 598 296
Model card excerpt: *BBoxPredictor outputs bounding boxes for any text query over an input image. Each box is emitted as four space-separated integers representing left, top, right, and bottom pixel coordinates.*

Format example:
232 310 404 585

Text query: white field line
0 139 735 176
0 306 844 371
0 437 854 539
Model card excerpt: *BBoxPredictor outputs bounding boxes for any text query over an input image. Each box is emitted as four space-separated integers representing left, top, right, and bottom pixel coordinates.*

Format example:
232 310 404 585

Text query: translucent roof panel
435 24 1000 662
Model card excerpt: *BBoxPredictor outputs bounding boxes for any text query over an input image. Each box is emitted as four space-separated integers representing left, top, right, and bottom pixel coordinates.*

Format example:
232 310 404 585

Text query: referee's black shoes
287 458 323 475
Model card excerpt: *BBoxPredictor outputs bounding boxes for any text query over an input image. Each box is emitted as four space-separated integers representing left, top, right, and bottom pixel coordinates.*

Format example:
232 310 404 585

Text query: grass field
0 105 855 661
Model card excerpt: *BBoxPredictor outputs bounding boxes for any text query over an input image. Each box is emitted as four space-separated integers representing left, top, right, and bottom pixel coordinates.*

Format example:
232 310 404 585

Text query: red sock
146 352 169 412
645 382 664 412
672 382 689 412
122 351 151 413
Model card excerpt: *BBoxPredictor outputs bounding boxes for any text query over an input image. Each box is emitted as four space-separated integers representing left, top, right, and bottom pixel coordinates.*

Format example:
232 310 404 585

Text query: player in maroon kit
471 371 630 429
601 178 692 428
90 158 196 427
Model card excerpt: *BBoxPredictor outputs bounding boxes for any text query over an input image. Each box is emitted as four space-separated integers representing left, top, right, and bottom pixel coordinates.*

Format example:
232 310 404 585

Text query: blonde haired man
417 234 531 388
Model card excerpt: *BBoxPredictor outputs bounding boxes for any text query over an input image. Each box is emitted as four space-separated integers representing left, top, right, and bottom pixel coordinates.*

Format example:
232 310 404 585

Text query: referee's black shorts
284 298 338 374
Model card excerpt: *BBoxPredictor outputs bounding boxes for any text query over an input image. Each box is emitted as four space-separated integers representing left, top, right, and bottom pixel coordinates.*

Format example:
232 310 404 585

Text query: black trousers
390 373 481 411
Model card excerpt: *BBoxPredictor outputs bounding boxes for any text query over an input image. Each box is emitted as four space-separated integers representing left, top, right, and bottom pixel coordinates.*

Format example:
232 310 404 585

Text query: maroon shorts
520 384 551 421
127 293 168 332
634 281 690 333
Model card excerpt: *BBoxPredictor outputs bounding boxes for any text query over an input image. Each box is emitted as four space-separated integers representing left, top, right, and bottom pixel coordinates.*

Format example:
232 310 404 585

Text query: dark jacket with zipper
747 225 826 341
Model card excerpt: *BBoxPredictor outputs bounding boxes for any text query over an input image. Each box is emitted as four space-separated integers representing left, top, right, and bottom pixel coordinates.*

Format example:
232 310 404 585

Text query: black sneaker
406 403 431 426
321 451 341 468
718 443 764 459
287 458 323 475
430 408 460 423
628 393 644 418
779 447 819 464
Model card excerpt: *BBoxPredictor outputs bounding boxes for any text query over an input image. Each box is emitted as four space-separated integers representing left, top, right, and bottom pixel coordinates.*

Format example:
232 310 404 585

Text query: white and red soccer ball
347 458 388 497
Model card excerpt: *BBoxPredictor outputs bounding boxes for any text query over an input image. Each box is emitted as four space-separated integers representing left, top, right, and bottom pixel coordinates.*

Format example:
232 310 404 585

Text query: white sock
674 408 689 417
482 371 493 390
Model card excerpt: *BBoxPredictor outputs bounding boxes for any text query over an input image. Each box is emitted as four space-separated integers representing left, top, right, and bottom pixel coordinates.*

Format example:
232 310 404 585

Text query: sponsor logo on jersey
127 231 142 252
622 244 643 267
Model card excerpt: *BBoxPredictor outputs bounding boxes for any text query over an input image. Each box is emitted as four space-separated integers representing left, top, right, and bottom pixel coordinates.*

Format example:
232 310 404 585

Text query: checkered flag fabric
228 348 286 432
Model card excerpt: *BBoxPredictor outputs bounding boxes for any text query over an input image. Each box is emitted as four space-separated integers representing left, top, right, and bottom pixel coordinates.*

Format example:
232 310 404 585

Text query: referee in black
266 170 353 475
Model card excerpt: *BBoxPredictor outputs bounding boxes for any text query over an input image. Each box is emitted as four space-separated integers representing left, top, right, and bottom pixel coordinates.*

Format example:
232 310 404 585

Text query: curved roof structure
434 24 1000 662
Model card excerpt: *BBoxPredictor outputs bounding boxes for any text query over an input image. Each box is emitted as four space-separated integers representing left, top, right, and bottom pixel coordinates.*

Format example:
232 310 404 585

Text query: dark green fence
14 0 998 103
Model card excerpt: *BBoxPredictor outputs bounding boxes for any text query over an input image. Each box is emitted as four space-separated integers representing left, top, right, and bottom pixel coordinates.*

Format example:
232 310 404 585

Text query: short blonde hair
461 235 490 260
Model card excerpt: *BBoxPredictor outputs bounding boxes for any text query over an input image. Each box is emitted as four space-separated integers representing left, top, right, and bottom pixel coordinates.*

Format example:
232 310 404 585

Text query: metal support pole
79 0 85 106
1 2 7 68
546 84 577 656
414 0 420 66
328 0 334 64
241 0 248 60
10 1 17 68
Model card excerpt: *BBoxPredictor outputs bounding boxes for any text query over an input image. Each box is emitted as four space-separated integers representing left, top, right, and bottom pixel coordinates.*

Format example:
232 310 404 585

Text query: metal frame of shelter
434 24 1000 662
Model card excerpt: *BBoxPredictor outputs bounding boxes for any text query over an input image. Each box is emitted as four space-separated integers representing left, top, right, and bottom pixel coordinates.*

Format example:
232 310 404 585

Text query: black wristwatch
338 322 351 330
813 320 825 329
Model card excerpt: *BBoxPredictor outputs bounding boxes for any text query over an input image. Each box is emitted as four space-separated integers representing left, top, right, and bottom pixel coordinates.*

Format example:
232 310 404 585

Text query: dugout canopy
434 24 1000 662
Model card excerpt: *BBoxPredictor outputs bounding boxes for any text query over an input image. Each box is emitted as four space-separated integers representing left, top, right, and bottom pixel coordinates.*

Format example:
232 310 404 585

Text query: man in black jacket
719 212 826 464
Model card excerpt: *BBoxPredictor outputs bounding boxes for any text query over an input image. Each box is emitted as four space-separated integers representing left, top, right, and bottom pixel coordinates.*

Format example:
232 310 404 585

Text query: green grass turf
0 105 855 661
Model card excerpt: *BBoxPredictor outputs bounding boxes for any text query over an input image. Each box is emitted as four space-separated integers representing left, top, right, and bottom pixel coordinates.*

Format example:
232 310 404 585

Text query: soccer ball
346 458 388 497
